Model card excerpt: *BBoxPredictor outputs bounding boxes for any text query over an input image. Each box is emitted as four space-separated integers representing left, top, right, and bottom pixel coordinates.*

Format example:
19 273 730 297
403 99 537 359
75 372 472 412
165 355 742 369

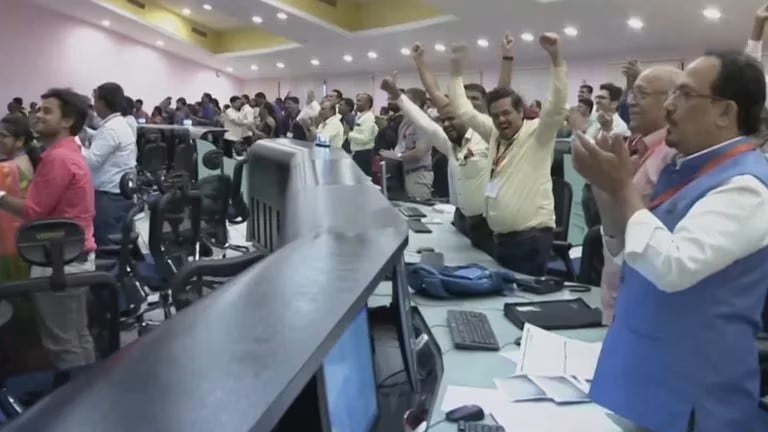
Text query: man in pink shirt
0 88 97 368
575 66 682 324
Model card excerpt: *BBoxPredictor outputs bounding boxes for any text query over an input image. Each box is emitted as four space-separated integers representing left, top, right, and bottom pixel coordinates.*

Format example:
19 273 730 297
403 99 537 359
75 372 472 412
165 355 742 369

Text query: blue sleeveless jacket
589 138 768 431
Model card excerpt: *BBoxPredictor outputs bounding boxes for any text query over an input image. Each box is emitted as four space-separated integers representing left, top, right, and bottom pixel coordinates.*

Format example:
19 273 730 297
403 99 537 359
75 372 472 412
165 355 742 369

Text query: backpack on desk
406 263 514 299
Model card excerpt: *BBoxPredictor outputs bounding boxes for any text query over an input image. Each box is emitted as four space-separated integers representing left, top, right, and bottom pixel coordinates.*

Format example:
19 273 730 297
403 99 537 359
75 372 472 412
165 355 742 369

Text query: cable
377 368 405 388
498 341 519 351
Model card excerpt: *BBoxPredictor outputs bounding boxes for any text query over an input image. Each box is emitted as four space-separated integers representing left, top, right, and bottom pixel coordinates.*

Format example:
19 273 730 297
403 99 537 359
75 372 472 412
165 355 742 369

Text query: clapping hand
572 132 633 195
567 106 588 132
597 112 614 132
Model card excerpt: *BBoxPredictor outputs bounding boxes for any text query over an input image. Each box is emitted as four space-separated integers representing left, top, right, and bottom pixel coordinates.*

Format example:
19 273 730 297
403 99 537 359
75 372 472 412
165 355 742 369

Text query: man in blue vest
572 50 768 431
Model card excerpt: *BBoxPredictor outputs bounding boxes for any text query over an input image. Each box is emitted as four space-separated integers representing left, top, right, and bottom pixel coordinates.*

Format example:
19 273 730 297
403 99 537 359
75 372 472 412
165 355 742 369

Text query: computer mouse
445 404 485 423
416 247 435 254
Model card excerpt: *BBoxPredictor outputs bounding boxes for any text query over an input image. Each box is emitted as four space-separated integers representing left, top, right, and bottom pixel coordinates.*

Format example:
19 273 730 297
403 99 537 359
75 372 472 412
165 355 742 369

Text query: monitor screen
322 307 378 432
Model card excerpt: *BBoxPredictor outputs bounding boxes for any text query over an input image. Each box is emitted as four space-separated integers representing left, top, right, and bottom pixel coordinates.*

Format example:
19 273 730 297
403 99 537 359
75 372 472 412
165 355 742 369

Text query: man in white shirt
348 93 378 177
303 100 344 148
222 96 253 158
84 82 137 247
588 83 631 139
574 50 768 432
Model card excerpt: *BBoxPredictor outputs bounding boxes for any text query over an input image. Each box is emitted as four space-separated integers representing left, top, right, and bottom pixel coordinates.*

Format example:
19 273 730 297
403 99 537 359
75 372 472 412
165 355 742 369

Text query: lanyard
648 143 754 210
491 138 514 178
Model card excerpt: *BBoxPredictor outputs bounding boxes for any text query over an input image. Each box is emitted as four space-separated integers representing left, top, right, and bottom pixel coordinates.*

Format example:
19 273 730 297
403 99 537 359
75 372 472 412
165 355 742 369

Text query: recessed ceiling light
310 58 320 66
155 40 165 47
563 26 579 37
343 54 353 62
226 67 233 72
251 16 263 24
100 19 110 27
250 65 259 71
276 62 285 68
627 17 644 30
400 47 411 56
367 51 378 59
202 4 212 11
702 7 722 20
477 38 489 48
181 8 191 16
521 32 535 42
434 43 446 52
276 11 288 20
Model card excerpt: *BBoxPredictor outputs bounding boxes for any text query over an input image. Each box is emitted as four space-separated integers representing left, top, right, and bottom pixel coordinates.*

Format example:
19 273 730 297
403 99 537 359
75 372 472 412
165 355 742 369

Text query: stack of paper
496 324 602 404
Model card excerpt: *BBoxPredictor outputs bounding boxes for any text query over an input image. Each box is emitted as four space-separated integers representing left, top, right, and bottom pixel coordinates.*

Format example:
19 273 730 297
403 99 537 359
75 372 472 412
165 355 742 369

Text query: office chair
576 225 604 286
548 178 577 281
0 219 120 418
171 129 197 180
551 138 571 179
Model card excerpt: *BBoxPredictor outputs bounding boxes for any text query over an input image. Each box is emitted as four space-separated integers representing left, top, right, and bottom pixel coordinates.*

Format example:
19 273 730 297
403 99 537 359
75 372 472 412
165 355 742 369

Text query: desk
371 203 623 432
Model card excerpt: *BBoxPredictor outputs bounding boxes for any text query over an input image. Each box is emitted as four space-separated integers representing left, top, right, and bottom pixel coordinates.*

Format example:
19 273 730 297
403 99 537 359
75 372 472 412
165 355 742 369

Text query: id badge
287 131 294 138
485 180 500 199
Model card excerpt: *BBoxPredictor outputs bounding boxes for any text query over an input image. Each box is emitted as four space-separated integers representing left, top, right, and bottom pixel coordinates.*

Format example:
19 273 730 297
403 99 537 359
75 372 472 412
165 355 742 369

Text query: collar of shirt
357 110 372 120
321 114 341 128
43 136 79 155
98 113 122 128
675 135 748 168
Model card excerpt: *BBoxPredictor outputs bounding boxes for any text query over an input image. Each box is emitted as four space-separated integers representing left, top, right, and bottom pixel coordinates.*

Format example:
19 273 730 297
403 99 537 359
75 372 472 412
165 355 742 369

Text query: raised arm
747 3 768 61
412 43 449 110
534 33 568 141
497 32 515 88
380 74 451 156
448 44 495 142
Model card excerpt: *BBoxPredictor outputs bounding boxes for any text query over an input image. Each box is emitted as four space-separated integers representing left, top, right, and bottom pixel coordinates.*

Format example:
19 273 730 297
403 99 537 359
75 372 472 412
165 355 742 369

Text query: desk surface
372 203 623 432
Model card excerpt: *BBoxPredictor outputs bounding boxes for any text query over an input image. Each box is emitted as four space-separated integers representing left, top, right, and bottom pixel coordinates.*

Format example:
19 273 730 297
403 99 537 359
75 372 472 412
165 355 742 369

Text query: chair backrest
228 159 250 224
16 220 85 291
172 130 196 177
577 225 604 286
552 177 573 242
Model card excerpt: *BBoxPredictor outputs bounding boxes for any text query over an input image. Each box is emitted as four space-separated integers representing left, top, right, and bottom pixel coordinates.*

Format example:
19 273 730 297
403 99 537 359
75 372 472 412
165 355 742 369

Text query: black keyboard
399 206 427 218
407 219 433 234
458 421 505 432
446 310 500 351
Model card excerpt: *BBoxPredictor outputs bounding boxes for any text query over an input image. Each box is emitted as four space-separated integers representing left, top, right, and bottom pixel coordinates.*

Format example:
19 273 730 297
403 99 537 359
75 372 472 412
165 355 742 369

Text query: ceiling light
251 16 263 24
343 54 353 62
226 67 233 72
155 40 165 47
202 4 212 11
100 19 110 27
521 32 535 42
563 26 578 37
250 65 259 71
276 11 288 20
477 38 489 48
434 43 446 52
181 8 191 16
702 7 722 20
310 58 320 66
367 51 378 59
627 17 644 30
400 47 411 56
276 62 285 68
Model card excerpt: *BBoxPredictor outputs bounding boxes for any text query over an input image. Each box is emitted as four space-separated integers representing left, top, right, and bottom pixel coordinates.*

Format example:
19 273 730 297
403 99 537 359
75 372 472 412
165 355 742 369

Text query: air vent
126 0 146 10
191 26 208 38
318 0 338 6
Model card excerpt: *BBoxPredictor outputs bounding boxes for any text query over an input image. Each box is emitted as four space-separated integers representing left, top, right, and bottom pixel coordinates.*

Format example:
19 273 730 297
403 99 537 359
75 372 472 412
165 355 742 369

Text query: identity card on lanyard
486 140 513 199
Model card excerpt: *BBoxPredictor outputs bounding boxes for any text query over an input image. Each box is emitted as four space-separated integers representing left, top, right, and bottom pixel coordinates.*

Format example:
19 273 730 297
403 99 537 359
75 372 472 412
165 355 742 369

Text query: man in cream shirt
448 33 568 276
303 100 344 148
347 93 378 176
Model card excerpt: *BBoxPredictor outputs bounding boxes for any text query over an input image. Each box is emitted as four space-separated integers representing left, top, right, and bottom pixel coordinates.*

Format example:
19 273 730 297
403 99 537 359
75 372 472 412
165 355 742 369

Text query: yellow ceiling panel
94 0 295 54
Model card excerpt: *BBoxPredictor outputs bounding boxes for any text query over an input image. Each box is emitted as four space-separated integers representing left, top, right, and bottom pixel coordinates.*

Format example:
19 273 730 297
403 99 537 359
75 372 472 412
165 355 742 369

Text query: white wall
244 57 685 110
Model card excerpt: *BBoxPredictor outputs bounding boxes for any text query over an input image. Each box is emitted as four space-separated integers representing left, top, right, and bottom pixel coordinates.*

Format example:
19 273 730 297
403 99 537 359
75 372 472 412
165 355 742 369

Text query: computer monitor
392 255 421 393
318 307 379 432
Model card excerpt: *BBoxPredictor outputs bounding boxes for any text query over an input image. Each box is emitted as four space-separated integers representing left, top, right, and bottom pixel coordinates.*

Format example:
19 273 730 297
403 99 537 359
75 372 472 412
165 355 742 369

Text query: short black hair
94 82 126 114
341 97 355 110
486 87 525 113
706 50 767 135
580 84 594 94
12 97 23 105
405 88 427 109
241 94 250 101
135 99 144 106
176 97 187 105
464 83 487 98
0 114 34 145
578 97 595 114
202 92 213 101
122 96 134 116
532 99 542 110
357 93 373 110
599 83 623 102
229 95 241 104
332 89 343 98
40 88 89 136
255 92 267 99
285 96 300 105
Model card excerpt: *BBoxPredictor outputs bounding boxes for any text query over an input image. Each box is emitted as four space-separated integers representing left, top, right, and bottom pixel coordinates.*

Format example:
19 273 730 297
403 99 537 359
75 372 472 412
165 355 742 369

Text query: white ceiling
31 0 762 80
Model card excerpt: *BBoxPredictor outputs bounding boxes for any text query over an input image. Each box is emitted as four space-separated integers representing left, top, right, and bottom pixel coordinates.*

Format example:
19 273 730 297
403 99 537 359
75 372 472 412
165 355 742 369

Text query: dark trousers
494 228 554 276
94 191 134 248
453 209 494 257
222 139 236 159
353 149 374 177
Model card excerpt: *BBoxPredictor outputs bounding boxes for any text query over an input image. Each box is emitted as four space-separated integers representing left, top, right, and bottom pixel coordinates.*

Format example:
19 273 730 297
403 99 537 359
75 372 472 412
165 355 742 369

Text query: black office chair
0 219 120 419
548 178 577 281
577 225 604 286
171 129 197 181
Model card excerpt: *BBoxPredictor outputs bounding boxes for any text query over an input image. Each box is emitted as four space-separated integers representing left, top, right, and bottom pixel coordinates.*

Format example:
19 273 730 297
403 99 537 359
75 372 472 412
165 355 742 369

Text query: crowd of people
3 3 768 430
